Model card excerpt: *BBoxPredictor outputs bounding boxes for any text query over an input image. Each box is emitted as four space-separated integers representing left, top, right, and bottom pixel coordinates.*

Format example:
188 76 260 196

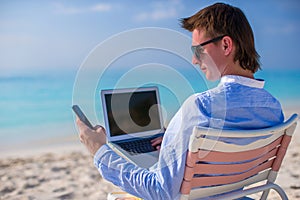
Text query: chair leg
260 183 288 200
213 183 288 200
260 189 270 200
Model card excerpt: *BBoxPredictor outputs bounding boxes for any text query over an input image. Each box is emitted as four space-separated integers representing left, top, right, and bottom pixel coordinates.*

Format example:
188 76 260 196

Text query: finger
76 118 94 133
151 137 163 146
76 119 92 142
79 134 84 143
76 117 86 127
94 125 103 130
151 140 160 146
79 127 86 143
151 137 162 143
95 125 106 135
76 117 81 124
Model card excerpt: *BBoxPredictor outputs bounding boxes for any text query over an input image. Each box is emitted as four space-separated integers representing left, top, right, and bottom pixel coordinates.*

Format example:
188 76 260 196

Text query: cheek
209 48 225 70
202 54 221 80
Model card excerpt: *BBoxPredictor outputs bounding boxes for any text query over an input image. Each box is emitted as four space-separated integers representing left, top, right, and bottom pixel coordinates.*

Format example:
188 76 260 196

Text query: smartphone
72 105 95 130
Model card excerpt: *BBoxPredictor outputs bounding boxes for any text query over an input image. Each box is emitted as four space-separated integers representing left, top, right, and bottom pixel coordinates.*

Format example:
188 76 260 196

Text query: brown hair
181 3 261 73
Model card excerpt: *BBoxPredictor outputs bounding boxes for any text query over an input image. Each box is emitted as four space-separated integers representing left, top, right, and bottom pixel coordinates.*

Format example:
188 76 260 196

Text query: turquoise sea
0 67 300 151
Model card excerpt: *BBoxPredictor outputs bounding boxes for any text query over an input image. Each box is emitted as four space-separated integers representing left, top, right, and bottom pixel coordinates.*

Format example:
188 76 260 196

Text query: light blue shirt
94 75 284 200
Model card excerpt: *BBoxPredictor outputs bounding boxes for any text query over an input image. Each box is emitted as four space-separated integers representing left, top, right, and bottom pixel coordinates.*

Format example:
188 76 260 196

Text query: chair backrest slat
193 147 278 175
197 136 282 163
194 131 283 153
191 158 274 188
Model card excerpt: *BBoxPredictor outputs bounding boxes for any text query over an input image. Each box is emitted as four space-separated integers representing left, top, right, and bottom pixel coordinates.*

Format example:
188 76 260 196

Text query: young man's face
191 29 224 81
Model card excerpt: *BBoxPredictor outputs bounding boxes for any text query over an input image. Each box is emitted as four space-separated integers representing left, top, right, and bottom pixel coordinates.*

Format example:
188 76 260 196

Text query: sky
1 0 300 76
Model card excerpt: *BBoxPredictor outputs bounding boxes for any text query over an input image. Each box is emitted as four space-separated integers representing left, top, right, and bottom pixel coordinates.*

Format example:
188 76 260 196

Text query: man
77 3 283 200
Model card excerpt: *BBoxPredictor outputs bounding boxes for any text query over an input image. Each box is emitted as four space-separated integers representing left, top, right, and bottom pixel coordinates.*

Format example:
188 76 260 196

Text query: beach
1 107 300 200
1 0 300 199
0 142 121 200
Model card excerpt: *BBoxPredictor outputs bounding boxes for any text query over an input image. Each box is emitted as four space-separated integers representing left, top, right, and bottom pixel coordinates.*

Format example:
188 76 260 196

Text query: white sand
1 108 299 200
0 144 121 200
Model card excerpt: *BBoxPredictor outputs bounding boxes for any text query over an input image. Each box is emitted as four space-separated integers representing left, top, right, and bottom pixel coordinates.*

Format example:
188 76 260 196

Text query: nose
192 55 200 65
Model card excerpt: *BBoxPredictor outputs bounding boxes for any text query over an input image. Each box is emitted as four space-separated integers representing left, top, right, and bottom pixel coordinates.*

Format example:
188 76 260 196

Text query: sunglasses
191 35 226 61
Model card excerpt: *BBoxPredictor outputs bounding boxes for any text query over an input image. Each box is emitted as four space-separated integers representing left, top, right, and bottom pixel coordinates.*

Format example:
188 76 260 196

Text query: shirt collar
219 75 265 88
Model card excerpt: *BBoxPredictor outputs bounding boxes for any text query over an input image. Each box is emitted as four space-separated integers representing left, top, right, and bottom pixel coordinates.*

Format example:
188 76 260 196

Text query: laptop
101 86 165 168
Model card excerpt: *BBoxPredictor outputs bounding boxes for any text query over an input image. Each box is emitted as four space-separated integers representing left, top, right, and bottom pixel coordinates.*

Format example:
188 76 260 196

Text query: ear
222 36 233 56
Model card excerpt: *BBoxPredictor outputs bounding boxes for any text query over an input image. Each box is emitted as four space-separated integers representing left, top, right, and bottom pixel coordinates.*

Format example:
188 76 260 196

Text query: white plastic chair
180 113 298 200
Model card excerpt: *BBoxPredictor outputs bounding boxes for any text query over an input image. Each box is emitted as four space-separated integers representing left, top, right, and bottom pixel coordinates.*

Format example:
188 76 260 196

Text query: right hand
76 117 107 156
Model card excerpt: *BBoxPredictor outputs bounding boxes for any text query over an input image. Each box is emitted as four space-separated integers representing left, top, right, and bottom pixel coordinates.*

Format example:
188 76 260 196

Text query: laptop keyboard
116 137 156 155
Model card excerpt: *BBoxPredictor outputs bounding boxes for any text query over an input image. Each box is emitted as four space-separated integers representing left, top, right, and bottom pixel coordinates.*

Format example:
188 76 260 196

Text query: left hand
76 118 107 156
151 136 163 151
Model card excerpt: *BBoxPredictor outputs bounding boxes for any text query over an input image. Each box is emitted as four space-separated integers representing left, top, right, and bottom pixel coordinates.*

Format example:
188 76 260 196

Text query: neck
221 62 254 79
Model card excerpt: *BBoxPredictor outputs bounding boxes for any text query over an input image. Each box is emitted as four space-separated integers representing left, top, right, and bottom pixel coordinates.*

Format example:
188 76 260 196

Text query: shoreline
0 135 82 159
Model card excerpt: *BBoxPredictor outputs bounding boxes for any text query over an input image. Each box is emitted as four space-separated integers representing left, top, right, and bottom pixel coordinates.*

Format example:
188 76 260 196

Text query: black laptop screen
104 90 161 136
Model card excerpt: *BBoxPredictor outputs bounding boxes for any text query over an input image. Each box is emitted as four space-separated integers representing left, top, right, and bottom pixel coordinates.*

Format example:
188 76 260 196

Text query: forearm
94 145 169 200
